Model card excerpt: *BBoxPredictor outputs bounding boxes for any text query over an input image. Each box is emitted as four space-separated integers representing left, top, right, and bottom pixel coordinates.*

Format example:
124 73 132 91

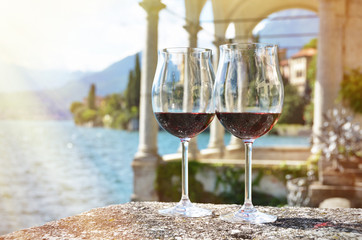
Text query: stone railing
1 202 361 239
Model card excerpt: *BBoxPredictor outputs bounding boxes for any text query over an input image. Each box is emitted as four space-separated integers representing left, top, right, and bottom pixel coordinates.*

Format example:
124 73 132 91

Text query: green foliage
87 84 96 110
69 54 141 130
278 38 317 125
303 103 314 126
81 109 98 122
73 105 87 125
102 94 123 115
303 39 318 125
156 161 307 206
278 84 306 124
70 101 84 114
124 53 141 113
307 55 317 86
156 161 220 203
340 69 362 113
303 38 317 49
304 54 317 125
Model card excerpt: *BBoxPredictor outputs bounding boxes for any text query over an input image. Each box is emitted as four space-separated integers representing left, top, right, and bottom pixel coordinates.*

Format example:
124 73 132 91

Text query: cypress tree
88 83 96 110
134 53 141 109
124 53 141 111
125 71 135 110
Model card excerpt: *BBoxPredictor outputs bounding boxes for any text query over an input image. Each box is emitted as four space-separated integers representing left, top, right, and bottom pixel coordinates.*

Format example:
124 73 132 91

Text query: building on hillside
288 48 317 96
280 59 290 81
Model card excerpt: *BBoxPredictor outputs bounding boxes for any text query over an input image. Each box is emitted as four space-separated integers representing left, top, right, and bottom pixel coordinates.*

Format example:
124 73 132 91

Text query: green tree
70 101 84 114
304 39 317 125
278 84 306 124
124 53 141 112
303 38 317 49
134 53 141 108
340 69 362 113
69 53 142 130
87 83 96 110
125 71 135 110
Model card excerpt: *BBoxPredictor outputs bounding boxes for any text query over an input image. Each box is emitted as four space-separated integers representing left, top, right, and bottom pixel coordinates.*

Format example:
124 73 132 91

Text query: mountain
255 9 319 58
0 62 88 93
0 53 140 120
59 53 139 98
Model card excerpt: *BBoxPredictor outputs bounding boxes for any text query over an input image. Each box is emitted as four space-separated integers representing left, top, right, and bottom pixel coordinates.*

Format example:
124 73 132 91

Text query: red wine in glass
216 112 280 139
155 112 214 139
152 47 215 217
214 43 284 223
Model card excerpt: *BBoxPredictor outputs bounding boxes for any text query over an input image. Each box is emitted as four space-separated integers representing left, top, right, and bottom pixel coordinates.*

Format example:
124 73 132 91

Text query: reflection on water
0 120 309 234
0 120 135 234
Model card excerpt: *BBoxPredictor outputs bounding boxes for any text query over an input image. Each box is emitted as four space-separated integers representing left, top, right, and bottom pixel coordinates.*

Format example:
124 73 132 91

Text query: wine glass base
220 207 277 224
158 199 212 218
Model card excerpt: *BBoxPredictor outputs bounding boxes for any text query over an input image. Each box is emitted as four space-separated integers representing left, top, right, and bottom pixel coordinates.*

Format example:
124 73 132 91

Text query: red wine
216 112 280 140
154 112 214 139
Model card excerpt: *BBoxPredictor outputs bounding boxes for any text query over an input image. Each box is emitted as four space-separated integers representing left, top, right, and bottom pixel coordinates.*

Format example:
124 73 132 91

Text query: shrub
340 69 362 113
70 101 84 114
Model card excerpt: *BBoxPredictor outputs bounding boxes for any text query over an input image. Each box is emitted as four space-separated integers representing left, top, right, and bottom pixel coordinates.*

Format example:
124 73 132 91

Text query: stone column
182 21 202 160
312 0 345 184
183 22 202 48
313 0 345 151
132 0 165 201
203 38 225 158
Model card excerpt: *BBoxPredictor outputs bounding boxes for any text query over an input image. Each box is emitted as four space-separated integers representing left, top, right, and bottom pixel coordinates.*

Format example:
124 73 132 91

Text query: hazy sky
0 0 216 72
0 0 317 87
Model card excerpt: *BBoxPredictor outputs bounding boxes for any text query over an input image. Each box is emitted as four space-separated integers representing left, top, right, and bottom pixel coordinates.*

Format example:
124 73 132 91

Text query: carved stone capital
139 0 166 17
183 22 202 36
212 38 226 47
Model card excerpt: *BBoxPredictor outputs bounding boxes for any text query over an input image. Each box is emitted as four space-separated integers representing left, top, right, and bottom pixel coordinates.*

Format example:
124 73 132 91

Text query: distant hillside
60 53 139 97
0 62 87 93
0 53 140 120
256 9 319 58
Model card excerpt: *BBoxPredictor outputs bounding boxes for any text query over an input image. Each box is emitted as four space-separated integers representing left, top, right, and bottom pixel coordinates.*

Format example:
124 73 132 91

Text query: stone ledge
1 202 361 239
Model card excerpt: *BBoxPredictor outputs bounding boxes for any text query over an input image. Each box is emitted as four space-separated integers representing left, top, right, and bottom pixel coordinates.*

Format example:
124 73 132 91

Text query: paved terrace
1 202 361 239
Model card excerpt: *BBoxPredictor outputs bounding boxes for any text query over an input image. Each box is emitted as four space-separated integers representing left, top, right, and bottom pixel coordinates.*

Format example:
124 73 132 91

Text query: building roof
291 48 317 59
280 59 289 66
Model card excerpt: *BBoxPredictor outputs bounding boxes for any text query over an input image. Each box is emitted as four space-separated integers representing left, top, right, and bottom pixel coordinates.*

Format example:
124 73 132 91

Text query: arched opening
252 8 319 58
252 8 319 126
225 22 236 40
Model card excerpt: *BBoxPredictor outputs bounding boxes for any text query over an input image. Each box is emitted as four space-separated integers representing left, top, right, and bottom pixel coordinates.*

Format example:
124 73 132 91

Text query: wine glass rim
160 47 212 54
220 42 278 50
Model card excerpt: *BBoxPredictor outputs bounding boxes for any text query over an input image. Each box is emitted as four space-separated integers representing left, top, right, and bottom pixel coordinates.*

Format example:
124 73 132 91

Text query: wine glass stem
181 138 190 200
244 140 254 209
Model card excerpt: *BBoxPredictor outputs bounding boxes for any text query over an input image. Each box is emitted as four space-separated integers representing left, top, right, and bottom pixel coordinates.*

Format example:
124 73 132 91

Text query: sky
0 0 209 72
0 0 317 92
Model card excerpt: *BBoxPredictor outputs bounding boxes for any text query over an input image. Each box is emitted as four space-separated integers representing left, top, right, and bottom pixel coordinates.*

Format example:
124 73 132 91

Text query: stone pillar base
132 154 161 201
309 181 362 208
200 147 224 159
224 144 244 159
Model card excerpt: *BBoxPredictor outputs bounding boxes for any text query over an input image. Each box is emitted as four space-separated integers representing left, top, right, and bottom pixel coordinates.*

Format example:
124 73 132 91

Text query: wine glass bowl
214 43 284 223
152 47 215 217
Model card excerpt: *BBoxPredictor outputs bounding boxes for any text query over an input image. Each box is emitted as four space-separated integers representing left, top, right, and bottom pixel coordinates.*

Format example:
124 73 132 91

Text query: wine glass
214 43 284 223
152 47 215 217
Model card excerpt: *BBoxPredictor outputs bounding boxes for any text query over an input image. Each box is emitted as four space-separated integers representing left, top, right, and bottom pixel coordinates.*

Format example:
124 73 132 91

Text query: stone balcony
1 202 361 239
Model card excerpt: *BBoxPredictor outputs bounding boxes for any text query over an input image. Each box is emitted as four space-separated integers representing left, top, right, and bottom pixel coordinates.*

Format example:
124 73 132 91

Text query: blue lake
0 120 309 234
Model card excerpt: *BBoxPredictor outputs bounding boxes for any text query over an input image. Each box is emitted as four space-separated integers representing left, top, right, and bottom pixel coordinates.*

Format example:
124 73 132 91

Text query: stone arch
229 0 318 20
225 22 236 39
229 1 319 37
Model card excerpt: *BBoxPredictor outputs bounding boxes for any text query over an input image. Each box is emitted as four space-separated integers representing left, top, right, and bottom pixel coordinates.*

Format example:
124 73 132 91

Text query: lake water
0 120 309 234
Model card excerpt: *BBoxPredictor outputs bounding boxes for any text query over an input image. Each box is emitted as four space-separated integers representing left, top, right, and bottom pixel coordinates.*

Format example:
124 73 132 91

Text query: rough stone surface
1 202 361 239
